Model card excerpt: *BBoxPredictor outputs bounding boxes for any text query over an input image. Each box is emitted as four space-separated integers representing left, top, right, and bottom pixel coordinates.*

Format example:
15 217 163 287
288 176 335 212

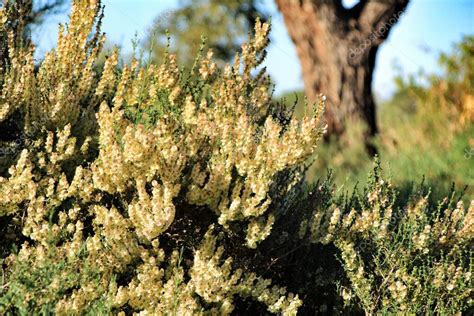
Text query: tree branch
356 0 410 39
27 0 67 25
275 0 343 14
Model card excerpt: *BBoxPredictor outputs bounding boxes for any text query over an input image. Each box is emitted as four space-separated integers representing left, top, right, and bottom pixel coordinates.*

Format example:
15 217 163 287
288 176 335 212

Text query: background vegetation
282 36 473 202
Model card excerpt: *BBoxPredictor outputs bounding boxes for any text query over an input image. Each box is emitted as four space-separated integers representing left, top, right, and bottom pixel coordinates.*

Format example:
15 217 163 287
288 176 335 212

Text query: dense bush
0 1 472 314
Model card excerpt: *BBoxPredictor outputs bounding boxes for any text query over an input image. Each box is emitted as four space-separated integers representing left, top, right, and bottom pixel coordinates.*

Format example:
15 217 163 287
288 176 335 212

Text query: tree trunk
275 0 409 155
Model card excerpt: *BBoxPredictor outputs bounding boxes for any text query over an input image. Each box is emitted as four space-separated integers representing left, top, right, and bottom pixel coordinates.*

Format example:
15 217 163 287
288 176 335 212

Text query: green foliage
331 165 472 314
0 245 113 315
144 0 267 68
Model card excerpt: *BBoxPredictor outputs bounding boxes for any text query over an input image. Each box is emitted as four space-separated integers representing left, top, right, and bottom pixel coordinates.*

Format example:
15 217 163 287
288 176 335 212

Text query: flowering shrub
297 164 473 314
0 1 472 314
0 0 320 314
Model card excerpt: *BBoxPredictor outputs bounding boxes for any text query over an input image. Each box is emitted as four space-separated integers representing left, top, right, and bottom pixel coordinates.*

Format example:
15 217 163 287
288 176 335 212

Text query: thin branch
27 0 67 25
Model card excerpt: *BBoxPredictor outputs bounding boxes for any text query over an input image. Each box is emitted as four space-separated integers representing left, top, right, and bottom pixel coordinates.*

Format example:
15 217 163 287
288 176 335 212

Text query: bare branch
356 0 410 39
28 0 68 25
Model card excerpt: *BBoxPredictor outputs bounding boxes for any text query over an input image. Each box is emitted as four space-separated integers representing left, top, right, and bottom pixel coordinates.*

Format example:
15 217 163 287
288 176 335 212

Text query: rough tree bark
275 0 410 154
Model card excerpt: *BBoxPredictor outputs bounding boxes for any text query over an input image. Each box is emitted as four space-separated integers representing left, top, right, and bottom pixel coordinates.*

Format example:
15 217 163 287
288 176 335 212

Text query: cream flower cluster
300 176 473 313
0 1 316 314
86 13 325 248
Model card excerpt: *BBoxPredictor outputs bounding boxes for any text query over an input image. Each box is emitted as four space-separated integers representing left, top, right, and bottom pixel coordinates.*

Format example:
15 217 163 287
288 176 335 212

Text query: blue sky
34 0 473 99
